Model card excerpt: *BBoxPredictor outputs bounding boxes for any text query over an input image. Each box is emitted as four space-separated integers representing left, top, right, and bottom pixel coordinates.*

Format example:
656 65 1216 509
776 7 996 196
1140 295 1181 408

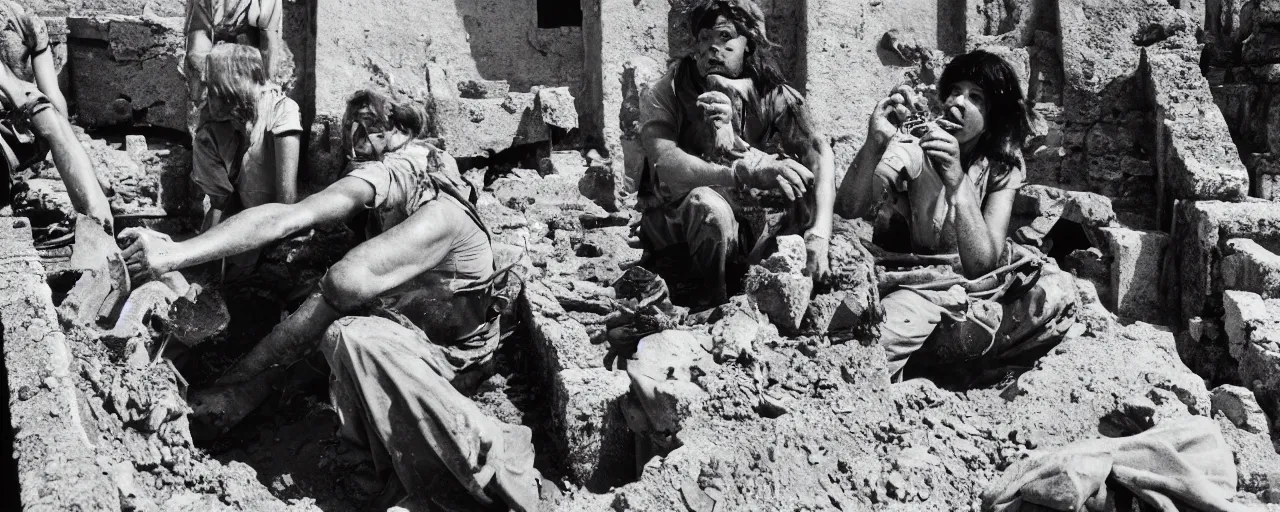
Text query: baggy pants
321 316 539 511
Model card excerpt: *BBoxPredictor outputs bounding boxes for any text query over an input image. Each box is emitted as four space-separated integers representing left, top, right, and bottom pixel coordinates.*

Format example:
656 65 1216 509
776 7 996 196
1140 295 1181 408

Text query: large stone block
554 368 634 490
65 16 187 131
1212 84 1268 154
1221 290 1280 430
1172 201 1280 328
1142 44 1251 225
1102 227 1168 324
0 219 119 509
1241 153 1280 200
1222 238 1280 298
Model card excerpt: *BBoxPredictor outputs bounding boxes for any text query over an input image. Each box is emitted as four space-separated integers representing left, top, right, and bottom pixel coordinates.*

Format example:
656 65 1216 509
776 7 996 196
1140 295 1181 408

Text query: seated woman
835 50 1078 383
119 90 538 510
0 0 112 234
191 43 301 234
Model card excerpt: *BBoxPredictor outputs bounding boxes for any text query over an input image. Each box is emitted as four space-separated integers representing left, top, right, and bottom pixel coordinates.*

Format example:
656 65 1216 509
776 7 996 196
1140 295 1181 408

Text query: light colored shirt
191 85 302 209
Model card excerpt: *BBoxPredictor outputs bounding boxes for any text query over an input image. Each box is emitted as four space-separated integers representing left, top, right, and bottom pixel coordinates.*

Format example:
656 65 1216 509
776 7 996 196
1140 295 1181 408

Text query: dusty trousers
321 315 540 511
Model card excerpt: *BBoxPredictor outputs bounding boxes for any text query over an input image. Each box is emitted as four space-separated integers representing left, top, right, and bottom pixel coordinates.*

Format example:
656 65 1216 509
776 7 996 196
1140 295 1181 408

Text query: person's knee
685 187 735 237
320 260 380 313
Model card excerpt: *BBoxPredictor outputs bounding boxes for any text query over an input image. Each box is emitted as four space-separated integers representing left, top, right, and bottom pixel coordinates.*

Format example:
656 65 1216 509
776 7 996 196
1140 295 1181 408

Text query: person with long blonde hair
191 43 301 234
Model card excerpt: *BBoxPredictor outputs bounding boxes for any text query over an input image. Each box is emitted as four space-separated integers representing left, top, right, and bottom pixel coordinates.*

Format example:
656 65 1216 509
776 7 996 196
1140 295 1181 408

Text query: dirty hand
869 85 926 147
920 124 965 190
697 91 734 127
736 154 814 202
804 232 830 284
118 228 181 282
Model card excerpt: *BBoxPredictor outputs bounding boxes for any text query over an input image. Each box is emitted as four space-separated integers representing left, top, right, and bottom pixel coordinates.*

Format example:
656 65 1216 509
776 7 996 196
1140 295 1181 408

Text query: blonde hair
206 43 266 122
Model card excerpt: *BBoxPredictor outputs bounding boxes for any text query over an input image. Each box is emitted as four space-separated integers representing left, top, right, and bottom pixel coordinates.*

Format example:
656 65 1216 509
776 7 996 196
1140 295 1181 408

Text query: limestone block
432 93 550 159
1143 44 1250 223
746 235 813 333
0 220 119 509
540 150 587 177
1102 227 1168 324
1173 201 1280 327
554 368 634 489
457 79 511 99
521 281 608 375
1212 384 1271 434
578 163 621 213
1222 238 1280 298
536 86 579 130
65 16 187 131
491 168 593 212
626 330 714 437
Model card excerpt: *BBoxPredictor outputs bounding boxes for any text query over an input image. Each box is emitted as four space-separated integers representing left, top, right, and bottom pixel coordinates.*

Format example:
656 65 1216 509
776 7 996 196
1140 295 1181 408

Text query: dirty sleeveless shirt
344 141 499 367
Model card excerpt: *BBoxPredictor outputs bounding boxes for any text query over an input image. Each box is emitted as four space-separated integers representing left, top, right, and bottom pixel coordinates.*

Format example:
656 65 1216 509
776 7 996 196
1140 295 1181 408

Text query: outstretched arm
0 60 113 230
320 196 470 311
121 176 374 280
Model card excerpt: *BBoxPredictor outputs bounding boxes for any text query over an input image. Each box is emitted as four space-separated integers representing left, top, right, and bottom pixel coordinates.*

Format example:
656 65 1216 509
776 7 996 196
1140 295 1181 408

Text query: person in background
184 0 293 133
836 50 1078 383
0 0 112 235
636 0 835 306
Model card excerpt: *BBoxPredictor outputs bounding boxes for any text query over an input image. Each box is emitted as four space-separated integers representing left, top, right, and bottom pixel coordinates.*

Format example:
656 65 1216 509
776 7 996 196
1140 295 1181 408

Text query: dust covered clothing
191 84 301 211
637 57 817 286
870 137 1078 381
321 140 540 510
0 1 54 181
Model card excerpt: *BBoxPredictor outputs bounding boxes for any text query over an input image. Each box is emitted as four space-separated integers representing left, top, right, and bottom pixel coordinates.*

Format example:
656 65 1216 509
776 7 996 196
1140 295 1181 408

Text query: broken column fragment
65 15 187 131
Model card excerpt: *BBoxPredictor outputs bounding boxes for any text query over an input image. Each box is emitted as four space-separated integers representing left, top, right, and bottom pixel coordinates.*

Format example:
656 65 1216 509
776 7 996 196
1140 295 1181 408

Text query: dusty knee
685 187 735 233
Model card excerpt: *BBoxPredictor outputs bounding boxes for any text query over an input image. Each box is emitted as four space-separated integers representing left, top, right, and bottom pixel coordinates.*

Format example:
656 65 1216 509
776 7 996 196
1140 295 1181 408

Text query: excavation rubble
4 0 1280 511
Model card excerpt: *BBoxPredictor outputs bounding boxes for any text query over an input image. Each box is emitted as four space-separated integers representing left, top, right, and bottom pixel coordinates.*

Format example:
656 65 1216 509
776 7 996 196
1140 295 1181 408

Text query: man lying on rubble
118 89 540 510
835 50 1078 384
637 0 835 306
0 0 113 235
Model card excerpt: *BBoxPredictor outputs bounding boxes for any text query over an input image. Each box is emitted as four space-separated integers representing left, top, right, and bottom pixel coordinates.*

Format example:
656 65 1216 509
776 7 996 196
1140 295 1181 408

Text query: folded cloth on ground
981 416 1246 512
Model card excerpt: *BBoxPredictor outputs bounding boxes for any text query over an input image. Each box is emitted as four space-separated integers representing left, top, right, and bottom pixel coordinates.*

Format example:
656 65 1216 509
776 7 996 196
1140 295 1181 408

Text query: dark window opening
537 0 582 28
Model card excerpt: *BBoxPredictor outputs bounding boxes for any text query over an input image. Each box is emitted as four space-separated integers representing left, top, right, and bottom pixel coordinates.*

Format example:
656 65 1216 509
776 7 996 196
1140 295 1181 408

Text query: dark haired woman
638 0 836 305
118 89 540 510
836 50 1078 382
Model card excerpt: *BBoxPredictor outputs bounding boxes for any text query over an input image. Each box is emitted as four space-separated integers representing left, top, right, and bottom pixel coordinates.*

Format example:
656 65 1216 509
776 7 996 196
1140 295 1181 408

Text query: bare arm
122 177 373 278
641 121 735 195
273 133 300 203
949 183 1013 278
258 0 285 82
185 29 212 101
834 134 890 219
30 50 66 116
320 197 470 311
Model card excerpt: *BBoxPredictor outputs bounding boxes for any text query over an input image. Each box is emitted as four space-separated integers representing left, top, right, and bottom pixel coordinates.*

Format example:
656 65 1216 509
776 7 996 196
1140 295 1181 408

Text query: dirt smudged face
695 15 747 80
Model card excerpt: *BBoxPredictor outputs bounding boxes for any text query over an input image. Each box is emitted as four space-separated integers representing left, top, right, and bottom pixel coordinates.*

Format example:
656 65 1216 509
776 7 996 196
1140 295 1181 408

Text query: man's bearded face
695 15 748 79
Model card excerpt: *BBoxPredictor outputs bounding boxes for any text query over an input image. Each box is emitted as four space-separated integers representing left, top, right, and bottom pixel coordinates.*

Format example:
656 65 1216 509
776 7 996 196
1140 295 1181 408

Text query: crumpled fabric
982 416 1247 512
594 267 688 369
